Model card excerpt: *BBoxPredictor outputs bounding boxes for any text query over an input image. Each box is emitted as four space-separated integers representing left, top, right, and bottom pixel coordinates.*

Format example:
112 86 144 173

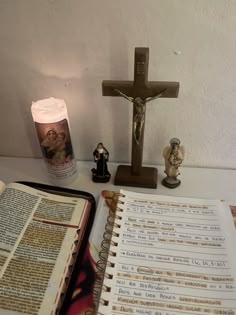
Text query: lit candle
31 97 78 184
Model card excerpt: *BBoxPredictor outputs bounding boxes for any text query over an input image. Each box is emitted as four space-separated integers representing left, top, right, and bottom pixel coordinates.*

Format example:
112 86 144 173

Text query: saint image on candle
36 119 74 165
31 97 78 183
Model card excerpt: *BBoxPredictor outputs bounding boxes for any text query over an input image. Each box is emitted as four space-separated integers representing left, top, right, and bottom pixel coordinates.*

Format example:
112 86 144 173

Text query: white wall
0 0 236 168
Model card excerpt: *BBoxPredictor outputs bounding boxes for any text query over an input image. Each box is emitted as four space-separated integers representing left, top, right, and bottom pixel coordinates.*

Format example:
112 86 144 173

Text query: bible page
98 189 236 315
0 182 90 315
0 183 40 277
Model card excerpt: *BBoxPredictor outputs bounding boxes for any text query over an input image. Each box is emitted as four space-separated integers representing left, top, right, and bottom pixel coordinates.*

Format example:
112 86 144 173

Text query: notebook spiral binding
93 192 125 314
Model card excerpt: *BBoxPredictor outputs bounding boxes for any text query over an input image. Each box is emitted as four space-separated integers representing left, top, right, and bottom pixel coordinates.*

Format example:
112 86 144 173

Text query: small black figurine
91 143 111 183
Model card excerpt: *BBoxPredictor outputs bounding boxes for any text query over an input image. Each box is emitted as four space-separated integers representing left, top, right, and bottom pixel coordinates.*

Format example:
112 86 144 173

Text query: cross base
114 165 158 189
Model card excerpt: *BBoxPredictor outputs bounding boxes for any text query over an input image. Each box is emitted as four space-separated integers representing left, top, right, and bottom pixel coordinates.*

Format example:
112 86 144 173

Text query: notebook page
97 189 236 315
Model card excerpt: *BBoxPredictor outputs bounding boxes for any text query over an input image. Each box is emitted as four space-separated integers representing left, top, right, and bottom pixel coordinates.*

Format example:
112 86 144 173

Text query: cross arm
146 81 180 98
102 80 135 97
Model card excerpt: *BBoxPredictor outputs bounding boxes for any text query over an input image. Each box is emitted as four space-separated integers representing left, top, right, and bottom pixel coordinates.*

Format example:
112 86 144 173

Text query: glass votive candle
31 97 78 185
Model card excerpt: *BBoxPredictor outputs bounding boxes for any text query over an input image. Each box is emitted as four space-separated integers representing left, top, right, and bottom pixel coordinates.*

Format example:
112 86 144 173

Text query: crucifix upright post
102 47 179 188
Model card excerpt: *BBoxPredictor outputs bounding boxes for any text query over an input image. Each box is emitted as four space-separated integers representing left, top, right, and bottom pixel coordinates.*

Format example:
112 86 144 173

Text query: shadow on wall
106 40 131 163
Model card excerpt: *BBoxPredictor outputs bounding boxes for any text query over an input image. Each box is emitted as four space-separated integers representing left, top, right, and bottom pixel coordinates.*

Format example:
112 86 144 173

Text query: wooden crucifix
102 47 179 188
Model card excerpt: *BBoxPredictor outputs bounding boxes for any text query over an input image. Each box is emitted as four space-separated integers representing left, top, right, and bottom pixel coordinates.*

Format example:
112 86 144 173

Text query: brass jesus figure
114 89 166 145
102 47 179 188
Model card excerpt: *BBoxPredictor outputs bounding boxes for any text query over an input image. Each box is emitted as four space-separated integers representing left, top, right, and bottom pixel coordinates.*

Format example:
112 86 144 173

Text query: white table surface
0 157 235 204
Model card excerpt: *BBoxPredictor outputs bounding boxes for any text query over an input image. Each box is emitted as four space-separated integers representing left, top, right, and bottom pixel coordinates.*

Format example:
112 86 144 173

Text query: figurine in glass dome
91 143 111 183
162 138 185 188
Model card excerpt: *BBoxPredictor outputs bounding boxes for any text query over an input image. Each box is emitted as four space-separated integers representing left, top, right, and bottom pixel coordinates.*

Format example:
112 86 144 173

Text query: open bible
0 181 96 315
96 189 236 315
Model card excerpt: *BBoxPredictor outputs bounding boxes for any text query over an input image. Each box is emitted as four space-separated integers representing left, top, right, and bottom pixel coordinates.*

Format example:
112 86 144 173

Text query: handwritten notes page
97 190 236 315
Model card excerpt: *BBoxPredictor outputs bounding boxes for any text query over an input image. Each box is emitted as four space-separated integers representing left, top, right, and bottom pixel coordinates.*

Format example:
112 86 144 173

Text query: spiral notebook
96 189 236 315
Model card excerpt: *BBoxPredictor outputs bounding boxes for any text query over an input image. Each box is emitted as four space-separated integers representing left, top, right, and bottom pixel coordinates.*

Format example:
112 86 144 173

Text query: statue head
97 142 104 153
170 138 180 151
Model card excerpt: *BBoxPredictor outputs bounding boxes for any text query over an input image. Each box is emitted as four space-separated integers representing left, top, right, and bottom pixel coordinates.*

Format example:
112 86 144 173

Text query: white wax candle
31 97 78 185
